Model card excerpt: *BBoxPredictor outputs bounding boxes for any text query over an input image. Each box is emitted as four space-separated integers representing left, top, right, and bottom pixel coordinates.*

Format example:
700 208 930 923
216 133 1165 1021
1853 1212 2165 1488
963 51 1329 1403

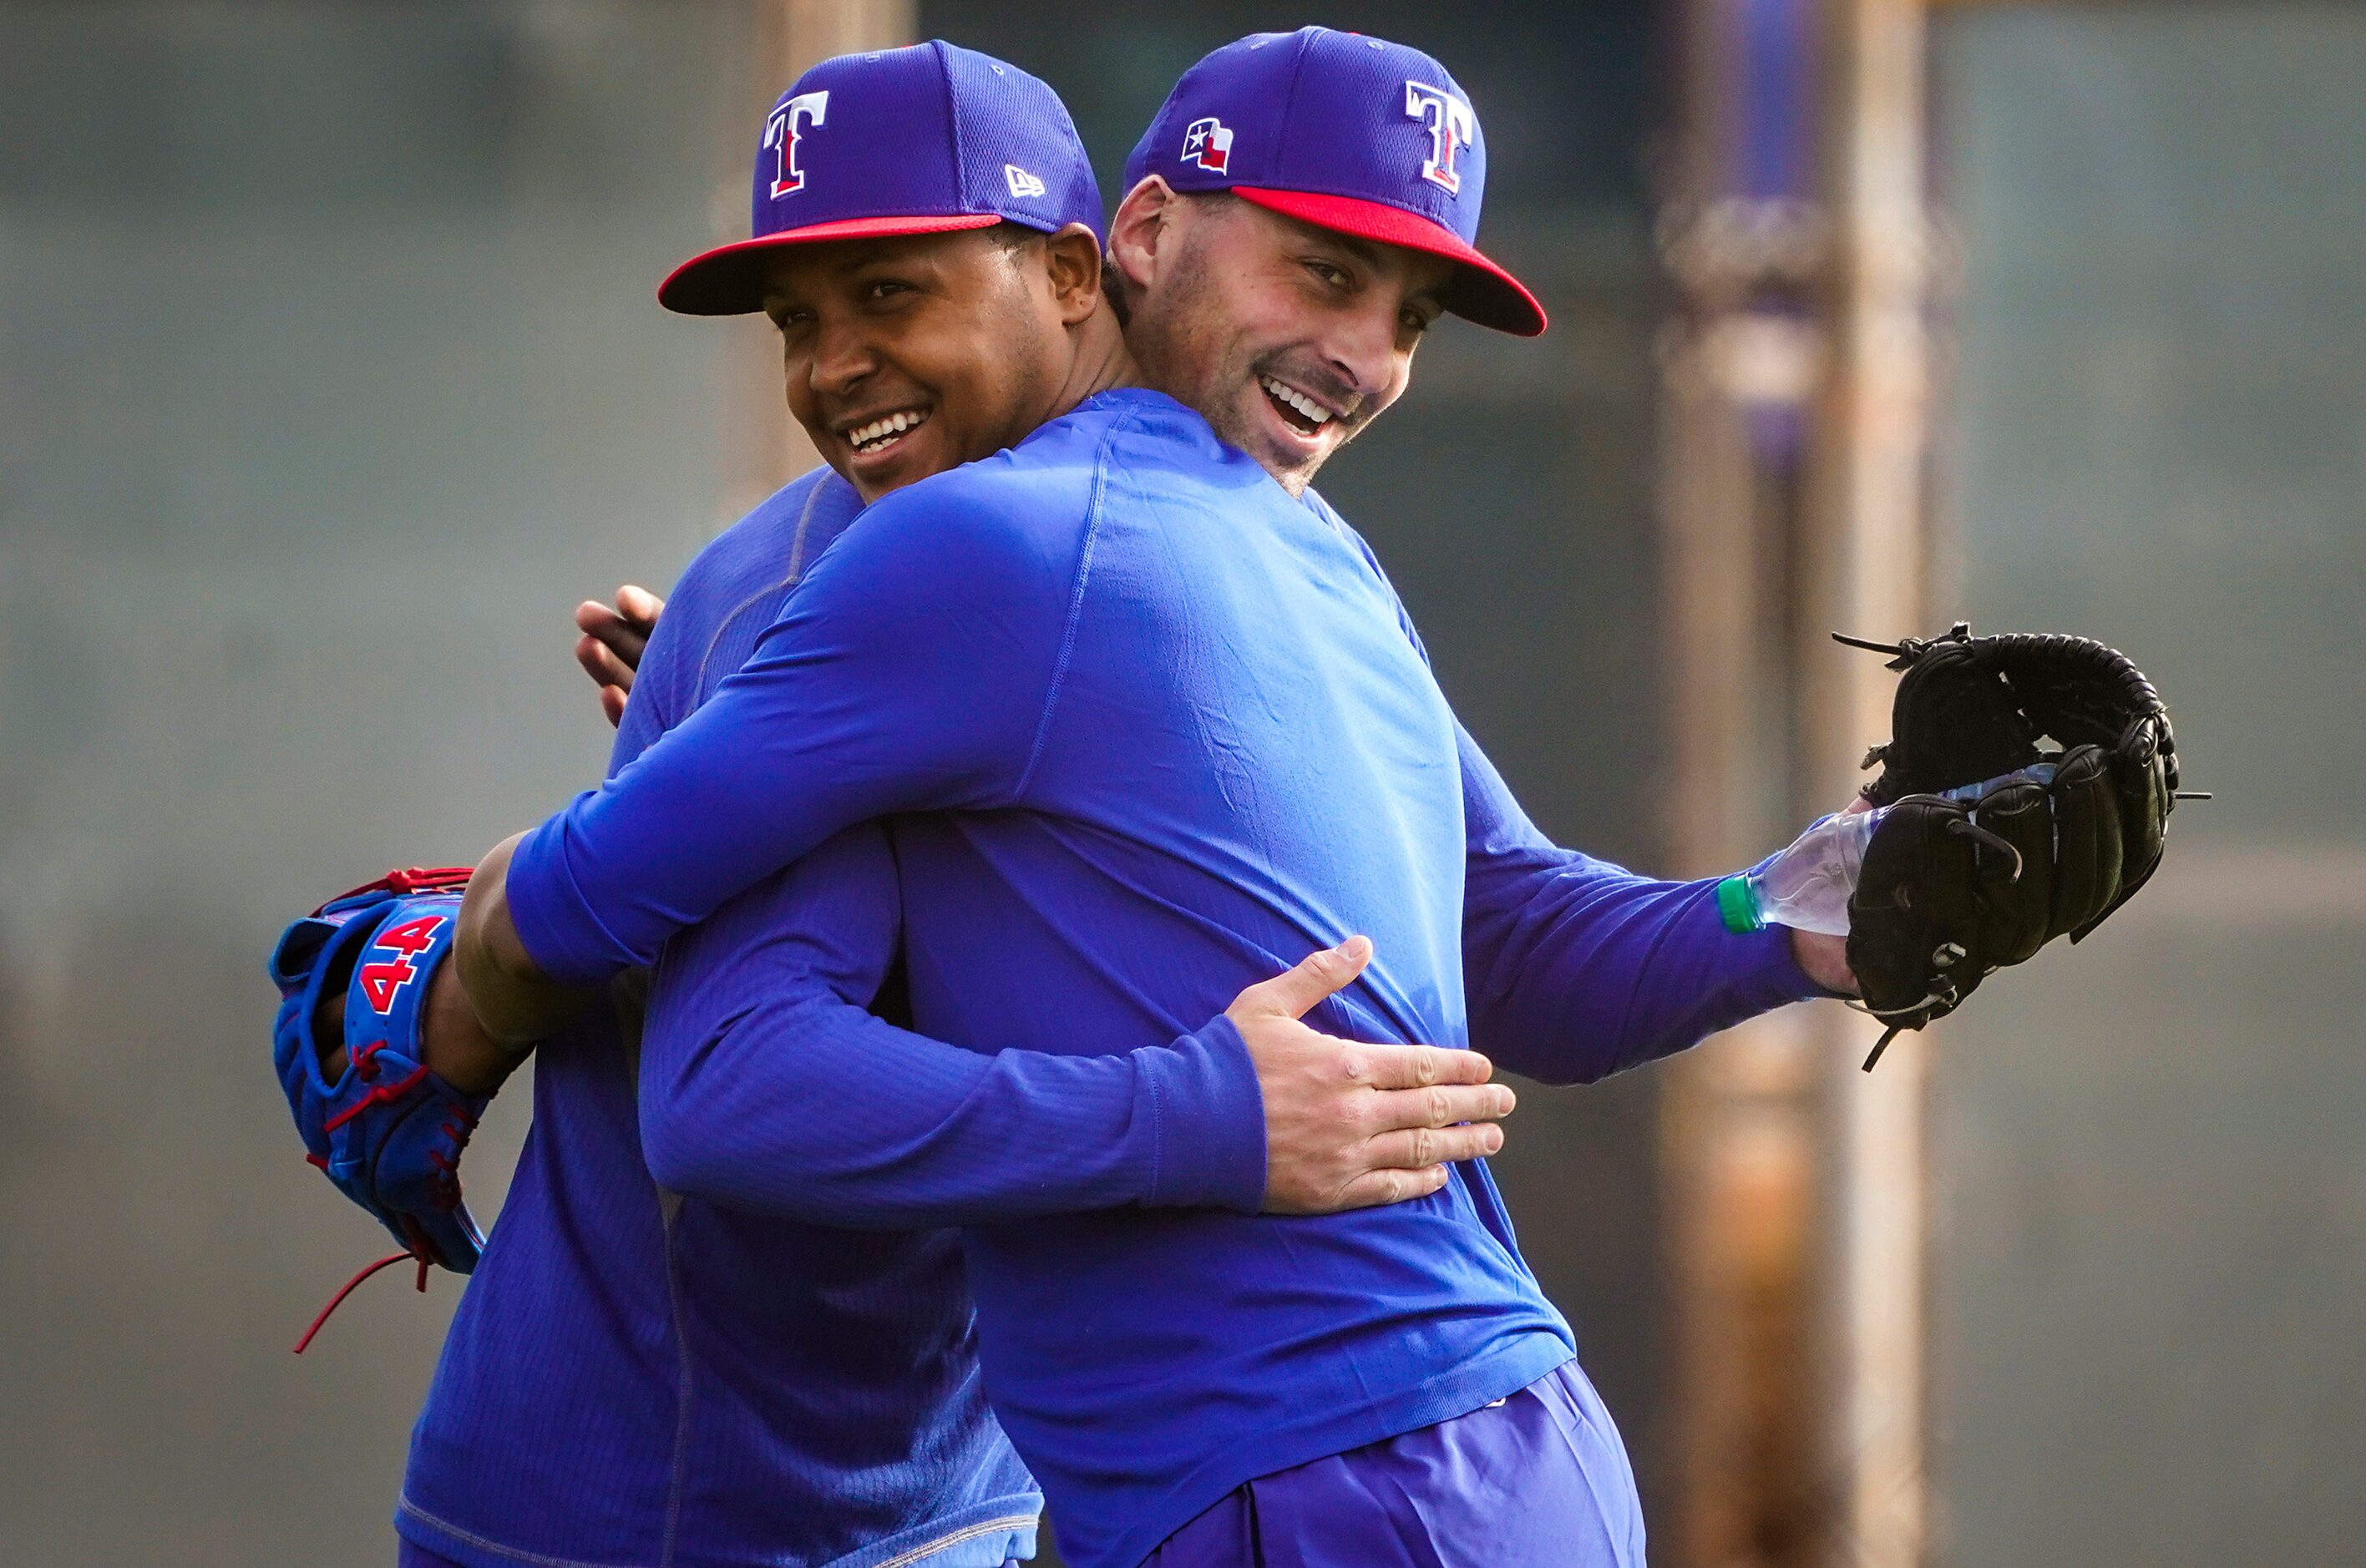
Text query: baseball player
275 46 1520 1568
431 30 1865 1568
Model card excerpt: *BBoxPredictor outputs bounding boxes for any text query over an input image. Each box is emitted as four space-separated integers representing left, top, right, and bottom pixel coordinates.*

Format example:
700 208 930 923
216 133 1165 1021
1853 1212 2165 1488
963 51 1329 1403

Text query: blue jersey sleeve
509 482 1083 985
1457 722 1827 1083
636 822 1267 1226
1310 502 1827 1080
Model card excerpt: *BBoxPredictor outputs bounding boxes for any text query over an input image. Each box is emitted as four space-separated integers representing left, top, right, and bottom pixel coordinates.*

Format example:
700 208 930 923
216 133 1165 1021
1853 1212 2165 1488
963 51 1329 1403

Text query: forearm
502 505 1058 987
641 990 1264 1228
454 832 600 1047
636 827 1264 1227
1465 853 1822 1084
1457 723 1825 1085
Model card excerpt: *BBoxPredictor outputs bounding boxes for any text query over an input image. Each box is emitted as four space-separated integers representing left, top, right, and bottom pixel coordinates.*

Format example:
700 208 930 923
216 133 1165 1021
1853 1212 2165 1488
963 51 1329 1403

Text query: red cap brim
1230 188 1547 337
657 213 1005 316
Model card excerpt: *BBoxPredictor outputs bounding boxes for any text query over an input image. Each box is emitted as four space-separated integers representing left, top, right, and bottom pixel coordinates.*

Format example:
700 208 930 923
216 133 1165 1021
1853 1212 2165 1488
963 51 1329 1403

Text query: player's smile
842 407 931 454
1258 373 1342 438
833 402 936 479
820 393 944 495
1239 352 1372 475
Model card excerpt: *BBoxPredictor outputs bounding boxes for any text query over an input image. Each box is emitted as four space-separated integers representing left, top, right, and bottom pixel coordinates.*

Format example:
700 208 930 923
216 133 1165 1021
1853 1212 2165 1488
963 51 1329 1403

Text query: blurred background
1 2 2358 1564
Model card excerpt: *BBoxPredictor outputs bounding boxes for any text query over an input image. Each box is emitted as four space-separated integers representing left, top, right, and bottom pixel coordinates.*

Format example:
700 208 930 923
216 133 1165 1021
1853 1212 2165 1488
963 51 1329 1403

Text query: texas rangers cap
1124 28 1544 336
659 41 1104 316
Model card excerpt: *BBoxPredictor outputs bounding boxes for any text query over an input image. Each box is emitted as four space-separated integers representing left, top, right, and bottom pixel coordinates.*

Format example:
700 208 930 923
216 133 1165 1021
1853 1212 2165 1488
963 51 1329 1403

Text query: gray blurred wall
1930 8 2366 1565
0 6 747 1561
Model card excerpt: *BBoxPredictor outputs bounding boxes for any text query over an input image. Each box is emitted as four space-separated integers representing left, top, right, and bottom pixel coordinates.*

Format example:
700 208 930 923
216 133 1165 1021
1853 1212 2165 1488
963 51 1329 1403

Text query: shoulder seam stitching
692 478 825 707
1013 407 1131 800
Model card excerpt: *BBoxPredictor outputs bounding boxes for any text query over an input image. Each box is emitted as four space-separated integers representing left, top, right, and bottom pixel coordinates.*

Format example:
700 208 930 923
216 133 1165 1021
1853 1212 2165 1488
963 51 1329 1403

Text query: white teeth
1260 376 1334 427
848 409 930 452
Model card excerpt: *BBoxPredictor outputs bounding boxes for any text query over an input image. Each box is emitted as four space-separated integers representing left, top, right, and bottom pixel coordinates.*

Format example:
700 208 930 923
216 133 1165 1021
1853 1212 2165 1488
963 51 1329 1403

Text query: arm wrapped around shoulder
1837 624 2202 1070
268 867 491 1274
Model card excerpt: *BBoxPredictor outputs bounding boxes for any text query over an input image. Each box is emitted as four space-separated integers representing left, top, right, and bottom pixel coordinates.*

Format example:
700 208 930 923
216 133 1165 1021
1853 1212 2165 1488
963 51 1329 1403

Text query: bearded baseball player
280 28 2181 1568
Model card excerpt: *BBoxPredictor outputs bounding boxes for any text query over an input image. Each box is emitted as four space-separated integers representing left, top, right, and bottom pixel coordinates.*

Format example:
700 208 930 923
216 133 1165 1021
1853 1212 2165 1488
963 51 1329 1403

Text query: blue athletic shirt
507 390 1823 1568
399 464 1274 1568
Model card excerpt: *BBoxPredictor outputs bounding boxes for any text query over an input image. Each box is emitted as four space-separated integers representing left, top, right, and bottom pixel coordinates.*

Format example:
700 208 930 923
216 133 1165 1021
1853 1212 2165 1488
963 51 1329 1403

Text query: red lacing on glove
291 1244 432 1354
295 1040 481 1348
323 1041 430 1133
423 1102 480 1212
309 865 474 917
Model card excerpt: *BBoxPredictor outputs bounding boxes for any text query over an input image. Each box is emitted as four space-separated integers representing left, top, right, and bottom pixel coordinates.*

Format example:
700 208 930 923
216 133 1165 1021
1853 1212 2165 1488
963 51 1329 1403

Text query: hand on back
1228 936 1514 1214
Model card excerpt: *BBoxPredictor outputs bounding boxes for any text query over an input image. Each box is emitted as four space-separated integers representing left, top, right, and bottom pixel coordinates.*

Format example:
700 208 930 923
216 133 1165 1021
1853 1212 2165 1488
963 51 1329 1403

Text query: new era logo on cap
658 42 1104 316
1125 28 1545 336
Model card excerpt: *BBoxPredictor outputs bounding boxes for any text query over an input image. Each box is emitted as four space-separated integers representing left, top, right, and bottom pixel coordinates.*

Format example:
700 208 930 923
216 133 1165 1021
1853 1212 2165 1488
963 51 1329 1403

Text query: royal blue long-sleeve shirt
400 464 1274 1568
509 390 1819 1568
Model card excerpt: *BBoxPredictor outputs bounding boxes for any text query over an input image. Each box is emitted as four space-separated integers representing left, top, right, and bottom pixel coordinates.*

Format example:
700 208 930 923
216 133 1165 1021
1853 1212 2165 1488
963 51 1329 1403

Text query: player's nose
1315 302 1405 411
806 314 879 397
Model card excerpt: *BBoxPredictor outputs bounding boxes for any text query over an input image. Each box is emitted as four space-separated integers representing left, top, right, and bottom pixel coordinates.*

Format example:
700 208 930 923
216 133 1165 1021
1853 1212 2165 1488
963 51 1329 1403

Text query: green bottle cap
1716 874 1763 934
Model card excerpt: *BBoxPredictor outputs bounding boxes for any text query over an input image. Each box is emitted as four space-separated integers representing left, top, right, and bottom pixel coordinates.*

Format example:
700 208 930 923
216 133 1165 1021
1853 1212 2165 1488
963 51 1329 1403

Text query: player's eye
1302 260 1351 291
862 278 914 302
769 306 816 333
1400 308 1432 336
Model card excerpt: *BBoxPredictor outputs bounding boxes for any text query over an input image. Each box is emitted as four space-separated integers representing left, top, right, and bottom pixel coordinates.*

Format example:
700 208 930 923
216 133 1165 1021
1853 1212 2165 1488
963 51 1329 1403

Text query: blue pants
1141 1361 1645 1568
400 1365 1635 1568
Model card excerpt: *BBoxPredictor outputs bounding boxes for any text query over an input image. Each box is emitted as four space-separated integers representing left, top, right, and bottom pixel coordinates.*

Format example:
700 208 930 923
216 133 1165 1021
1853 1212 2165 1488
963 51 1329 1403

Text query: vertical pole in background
721 1 917 520
1656 2 1830 1564
1804 1 1929 1563
1659 0 1932 1563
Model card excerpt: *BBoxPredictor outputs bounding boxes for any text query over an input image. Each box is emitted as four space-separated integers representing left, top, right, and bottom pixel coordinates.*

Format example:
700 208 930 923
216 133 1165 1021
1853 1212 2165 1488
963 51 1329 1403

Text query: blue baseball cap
1124 28 1544 336
660 42 1104 316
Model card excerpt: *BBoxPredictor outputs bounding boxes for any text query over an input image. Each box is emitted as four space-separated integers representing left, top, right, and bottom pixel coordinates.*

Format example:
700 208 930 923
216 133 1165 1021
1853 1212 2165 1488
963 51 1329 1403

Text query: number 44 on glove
269 867 489 1349
1720 625 2209 1070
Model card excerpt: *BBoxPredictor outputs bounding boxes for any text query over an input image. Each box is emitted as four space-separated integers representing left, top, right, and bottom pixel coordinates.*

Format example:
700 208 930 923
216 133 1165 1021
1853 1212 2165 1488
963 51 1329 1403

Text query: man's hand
1790 928 1857 994
312 961 522 1095
575 585 664 728
1789 796 1867 994
1228 936 1516 1214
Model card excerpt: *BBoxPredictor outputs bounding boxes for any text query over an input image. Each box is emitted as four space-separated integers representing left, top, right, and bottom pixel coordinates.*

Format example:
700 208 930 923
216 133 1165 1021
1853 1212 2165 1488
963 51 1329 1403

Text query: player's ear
1042 222 1106 326
1107 176 1179 299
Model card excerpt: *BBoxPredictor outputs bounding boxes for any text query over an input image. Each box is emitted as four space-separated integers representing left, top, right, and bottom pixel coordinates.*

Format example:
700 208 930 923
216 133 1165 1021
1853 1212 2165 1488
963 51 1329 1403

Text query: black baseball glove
1837 623 2201 1069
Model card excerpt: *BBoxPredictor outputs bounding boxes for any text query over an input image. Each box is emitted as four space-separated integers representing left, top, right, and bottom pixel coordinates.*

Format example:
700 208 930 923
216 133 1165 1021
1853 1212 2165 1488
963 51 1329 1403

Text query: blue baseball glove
270 867 490 1285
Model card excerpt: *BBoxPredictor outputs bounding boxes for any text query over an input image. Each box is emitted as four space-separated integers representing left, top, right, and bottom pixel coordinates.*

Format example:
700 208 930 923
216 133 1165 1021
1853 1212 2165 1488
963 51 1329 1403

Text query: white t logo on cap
1404 83 1473 195
765 91 829 198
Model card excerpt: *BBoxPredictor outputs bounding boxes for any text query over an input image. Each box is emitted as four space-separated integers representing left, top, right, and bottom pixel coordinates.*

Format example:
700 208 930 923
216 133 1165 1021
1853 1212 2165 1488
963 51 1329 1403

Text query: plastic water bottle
1718 764 2059 936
